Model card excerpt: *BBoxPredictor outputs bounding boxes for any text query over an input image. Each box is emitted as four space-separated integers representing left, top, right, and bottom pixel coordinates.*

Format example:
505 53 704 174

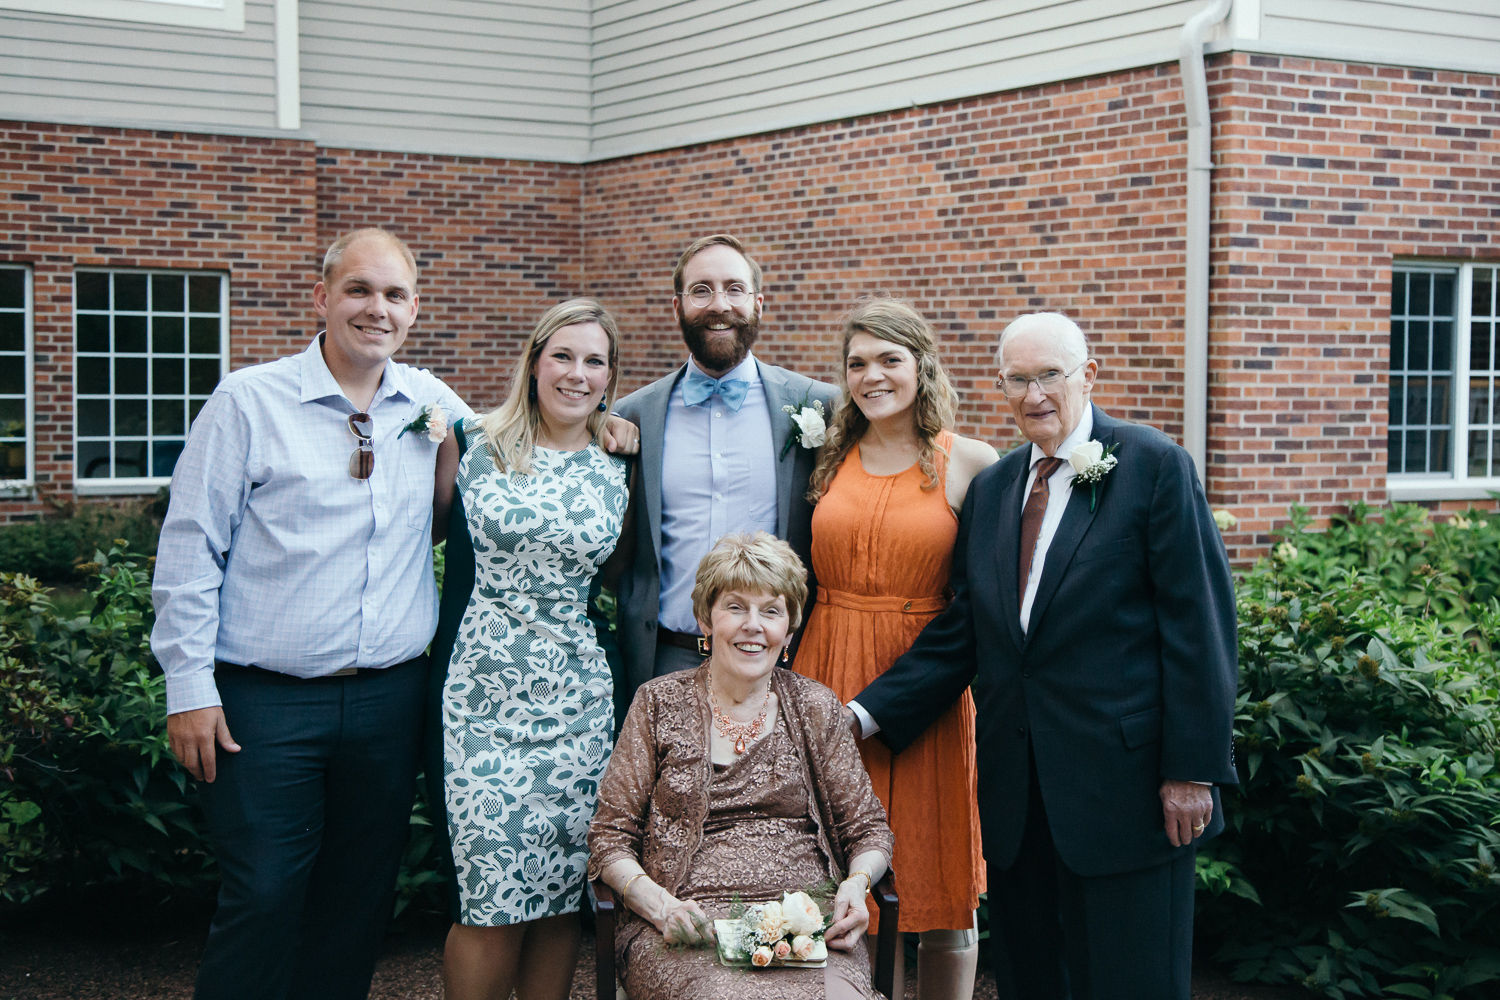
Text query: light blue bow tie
682 368 750 411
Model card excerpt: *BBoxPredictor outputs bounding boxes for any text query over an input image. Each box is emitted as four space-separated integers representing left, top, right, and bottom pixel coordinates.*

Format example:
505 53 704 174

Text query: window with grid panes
74 270 226 486
0 266 30 484
1388 264 1500 500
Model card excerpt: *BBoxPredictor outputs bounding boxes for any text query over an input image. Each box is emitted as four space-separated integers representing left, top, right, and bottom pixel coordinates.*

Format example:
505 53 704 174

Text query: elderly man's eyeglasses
348 412 374 480
681 283 753 308
996 362 1086 398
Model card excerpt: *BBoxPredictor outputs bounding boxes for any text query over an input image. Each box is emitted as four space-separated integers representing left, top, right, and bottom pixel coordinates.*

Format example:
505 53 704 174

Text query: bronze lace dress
589 666 894 1000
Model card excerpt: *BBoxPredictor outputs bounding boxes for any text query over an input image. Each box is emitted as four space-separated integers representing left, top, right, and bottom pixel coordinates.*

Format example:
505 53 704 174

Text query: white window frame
0 0 244 31
73 269 230 497
1388 262 1500 501
0 265 33 497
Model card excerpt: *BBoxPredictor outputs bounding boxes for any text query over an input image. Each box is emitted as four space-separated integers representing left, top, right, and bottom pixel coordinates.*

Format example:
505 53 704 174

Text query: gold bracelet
847 869 872 893
621 872 650 904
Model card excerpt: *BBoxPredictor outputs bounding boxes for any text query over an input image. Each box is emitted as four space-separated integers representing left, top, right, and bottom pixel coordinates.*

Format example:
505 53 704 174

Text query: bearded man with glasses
149 228 473 1000
849 311 1239 1000
609 234 838 720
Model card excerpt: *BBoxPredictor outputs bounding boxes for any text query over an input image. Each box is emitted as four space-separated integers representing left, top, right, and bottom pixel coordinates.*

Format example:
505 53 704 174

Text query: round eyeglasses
681 283 753 309
995 362 1086 398
347 412 374 480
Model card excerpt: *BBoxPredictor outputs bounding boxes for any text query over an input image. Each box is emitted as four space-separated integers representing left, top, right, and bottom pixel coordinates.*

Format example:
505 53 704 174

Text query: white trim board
0 0 245 31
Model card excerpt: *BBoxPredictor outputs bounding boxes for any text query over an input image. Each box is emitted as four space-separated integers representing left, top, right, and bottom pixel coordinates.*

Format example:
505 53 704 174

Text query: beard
679 308 759 373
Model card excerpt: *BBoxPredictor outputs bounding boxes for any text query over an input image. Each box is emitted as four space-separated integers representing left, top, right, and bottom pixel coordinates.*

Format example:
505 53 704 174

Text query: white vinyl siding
297 0 592 161
0 0 277 132
1258 0 1500 77
588 0 1206 161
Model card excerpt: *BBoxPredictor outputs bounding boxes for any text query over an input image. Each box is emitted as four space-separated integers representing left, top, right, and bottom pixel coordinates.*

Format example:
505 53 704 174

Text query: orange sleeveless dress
795 431 985 933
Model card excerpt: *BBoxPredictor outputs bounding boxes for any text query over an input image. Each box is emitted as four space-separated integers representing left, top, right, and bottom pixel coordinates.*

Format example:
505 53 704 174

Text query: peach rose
781 890 824 937
750 946 774 967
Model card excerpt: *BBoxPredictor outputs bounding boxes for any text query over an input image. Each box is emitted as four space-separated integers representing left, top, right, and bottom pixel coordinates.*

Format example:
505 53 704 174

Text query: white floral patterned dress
440 423 628 926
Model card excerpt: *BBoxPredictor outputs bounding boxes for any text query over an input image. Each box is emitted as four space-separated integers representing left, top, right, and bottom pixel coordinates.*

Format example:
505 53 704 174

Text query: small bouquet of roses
714 889 830 969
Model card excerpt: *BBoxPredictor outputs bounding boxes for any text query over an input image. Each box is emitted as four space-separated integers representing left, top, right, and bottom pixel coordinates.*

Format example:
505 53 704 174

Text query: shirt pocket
401 436 439 531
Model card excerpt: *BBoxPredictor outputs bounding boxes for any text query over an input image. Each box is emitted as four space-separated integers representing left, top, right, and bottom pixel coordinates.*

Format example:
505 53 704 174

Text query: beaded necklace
708 680 771 754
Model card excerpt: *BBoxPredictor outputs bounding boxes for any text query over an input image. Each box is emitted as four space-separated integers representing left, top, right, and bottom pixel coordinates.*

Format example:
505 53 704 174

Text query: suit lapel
1026 406 1116 636
758 360 796 539
640 364 684 567
993 449 1029 653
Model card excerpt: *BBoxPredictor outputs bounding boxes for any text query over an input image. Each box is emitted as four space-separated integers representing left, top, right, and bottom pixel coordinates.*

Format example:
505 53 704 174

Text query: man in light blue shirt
152 228 469 1000
612 234 838 715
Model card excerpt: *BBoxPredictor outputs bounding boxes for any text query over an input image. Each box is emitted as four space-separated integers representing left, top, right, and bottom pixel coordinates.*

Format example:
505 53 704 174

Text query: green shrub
0 542 211 904
0 498 163 582
1198 504 1500 1000
0 540 451 923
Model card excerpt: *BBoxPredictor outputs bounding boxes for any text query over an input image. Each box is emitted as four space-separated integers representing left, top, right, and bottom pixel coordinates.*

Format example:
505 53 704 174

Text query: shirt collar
1029 404 1095 471
298 333 412 407
686 351 760 385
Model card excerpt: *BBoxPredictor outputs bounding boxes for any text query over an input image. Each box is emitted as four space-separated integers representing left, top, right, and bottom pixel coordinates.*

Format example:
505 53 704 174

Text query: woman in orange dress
795 299 997 1000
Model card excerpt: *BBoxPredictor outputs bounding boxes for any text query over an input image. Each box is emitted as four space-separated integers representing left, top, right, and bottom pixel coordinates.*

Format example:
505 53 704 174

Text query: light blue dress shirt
657 353 778 633
151 336 471 714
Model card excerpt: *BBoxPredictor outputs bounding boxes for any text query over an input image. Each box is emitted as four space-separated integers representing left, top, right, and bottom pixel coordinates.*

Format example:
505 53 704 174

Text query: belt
658 628 706 654
817 587 947 614
213 656 425 681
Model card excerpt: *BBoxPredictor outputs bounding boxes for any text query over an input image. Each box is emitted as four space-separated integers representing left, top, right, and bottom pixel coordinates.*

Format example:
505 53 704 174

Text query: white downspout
1180 0 1231 484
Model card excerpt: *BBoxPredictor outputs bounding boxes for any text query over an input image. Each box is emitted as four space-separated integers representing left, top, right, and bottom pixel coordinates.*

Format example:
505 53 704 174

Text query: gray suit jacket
611 358 838 723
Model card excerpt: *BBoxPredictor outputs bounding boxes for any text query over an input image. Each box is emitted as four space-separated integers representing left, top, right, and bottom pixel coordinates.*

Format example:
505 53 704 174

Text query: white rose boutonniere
1068 439 1118 512
779 397 827 459
399 403 448 444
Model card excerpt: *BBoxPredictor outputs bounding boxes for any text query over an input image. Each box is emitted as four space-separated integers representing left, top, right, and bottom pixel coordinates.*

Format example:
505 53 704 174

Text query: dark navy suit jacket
855 404 1239 878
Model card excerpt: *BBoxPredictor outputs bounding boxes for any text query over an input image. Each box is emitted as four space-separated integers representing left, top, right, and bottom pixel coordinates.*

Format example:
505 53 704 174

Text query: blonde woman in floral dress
796 299 997 1000
426 298 634 1000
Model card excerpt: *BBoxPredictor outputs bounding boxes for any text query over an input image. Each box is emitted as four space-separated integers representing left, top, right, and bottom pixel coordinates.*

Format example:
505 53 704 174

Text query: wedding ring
1193 822 1206 833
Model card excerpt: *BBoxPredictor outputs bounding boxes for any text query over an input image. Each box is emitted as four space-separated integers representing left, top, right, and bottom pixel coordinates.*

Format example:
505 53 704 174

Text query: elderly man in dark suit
611 234 837 719
849 312 1238 1000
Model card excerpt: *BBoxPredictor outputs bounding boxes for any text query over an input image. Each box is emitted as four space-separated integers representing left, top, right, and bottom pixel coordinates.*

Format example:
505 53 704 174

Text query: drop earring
598 398 608 412
528 377 538 403
697 635 711 656
781 646 790 663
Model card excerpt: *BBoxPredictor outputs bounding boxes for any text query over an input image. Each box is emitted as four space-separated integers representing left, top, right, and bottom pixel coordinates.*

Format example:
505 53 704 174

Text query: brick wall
5 53 1500 557
313 148 584 410
1209 53 1500 558
586 62 1196 459
0 126 587 522
0 121 319 522
585 53 1500 561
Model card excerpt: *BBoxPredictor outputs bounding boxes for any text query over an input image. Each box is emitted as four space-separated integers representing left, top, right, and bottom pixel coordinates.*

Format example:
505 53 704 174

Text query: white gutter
1180 0 1232 484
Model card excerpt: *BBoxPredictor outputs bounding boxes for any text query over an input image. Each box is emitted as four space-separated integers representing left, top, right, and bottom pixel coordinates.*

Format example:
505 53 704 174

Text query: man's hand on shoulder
1160 779 1213 847
603 414 640 455
168 706 241 783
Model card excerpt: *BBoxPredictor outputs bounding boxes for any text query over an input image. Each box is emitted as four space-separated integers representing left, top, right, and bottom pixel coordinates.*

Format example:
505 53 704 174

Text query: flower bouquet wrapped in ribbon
714 890 831 969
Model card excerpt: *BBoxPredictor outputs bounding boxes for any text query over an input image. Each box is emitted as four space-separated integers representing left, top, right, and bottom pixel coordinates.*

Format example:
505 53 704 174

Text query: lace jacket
587 664 894 943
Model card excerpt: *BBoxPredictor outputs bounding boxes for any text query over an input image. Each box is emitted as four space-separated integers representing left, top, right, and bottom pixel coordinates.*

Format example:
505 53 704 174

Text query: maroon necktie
1018 456 1065 606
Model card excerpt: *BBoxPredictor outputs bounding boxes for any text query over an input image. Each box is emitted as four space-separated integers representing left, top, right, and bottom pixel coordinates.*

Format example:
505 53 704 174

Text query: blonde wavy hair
479 298 621 474
691 531 809 631
807 299 958 503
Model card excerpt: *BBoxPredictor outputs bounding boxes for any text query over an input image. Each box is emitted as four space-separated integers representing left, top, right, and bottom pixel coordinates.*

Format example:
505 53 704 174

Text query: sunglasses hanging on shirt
348 412 374 480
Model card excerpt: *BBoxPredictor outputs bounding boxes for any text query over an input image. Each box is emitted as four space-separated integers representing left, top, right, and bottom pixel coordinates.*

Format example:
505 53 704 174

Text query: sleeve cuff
164 667 223 716
848 700 880 739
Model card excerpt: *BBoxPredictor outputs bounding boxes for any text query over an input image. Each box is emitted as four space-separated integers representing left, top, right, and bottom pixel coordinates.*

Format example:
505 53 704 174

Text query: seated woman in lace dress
588 531 894 1000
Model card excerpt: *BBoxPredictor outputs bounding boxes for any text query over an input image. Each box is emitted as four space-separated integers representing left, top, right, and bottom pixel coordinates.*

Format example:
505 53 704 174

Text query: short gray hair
996 312 1090 368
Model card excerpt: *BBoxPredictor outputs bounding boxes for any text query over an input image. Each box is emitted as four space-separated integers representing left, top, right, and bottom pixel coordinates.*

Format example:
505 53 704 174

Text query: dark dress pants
988 751 1196 1000
194 658 426 1000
